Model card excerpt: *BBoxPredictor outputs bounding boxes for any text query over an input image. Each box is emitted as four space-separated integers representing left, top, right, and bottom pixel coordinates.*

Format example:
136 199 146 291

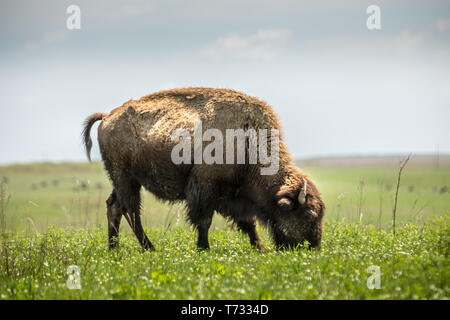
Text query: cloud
394 30 424 52
43 30 68 44
25 30 68 52
19 95 39 105
436 18 450 32
122 3 155 16
203 29 293 61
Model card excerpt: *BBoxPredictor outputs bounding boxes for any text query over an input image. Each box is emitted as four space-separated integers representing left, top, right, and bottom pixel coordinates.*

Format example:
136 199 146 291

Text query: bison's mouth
270 221 321 250
274 237 320 250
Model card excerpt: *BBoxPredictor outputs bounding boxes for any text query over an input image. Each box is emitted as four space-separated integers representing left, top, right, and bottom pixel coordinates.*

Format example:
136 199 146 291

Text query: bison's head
270 177 324 250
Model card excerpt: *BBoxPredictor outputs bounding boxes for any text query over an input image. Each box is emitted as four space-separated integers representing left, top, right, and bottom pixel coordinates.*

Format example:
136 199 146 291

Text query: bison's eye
277 197 294 211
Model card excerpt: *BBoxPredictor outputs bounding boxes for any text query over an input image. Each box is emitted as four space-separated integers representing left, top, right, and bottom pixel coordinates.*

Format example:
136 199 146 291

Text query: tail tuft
82 113 106 162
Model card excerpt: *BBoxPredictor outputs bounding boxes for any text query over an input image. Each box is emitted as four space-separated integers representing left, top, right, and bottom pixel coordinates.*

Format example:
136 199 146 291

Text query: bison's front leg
194 216 213 250
235 218 267 252
185 174 215 250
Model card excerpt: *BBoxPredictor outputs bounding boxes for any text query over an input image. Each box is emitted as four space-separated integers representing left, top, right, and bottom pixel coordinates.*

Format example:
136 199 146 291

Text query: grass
0 161 449 299
1 218 448 299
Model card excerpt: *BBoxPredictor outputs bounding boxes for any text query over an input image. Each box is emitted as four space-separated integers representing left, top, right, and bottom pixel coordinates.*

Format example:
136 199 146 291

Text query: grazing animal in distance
82 87 324 251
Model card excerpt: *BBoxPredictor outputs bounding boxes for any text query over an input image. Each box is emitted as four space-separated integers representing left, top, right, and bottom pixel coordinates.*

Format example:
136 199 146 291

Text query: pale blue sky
0 0 449 164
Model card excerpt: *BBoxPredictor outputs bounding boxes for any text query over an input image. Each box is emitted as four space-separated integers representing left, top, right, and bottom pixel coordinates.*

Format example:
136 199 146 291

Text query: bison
82 87 324 251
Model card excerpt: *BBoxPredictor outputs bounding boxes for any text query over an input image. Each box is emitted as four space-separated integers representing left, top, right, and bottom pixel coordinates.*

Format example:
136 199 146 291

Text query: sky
0 0 449 164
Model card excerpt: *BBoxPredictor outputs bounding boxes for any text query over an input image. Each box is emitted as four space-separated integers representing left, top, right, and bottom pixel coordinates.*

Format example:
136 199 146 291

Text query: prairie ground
0 159 449 299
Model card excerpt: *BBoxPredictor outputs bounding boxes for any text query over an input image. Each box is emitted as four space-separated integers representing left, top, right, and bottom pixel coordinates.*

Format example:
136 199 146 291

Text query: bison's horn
298 177 307 205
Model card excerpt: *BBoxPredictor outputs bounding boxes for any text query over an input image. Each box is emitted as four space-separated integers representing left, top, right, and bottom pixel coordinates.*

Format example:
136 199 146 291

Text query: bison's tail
82 112 106 162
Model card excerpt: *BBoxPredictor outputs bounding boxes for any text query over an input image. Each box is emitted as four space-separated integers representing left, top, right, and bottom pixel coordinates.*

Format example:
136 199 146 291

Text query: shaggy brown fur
82 87 324 251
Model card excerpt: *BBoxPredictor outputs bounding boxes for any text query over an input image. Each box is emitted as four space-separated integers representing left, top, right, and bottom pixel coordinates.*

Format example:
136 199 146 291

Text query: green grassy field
0 161 449 299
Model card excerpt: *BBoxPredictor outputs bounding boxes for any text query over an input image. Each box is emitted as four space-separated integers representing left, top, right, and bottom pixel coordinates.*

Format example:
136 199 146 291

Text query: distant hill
297 154 450 167
0 154 449 169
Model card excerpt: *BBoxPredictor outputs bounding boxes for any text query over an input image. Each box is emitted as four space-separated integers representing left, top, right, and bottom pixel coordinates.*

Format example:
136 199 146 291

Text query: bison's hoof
257 245 267 252
197 244 210 251
142 243 156 252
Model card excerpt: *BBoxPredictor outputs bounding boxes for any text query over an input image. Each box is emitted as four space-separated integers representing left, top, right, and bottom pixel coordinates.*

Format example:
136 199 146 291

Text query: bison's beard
268 216 321 250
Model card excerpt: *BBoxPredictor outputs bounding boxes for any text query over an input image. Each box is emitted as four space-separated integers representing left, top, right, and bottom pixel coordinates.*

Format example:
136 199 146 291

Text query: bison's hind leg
112 172 155 251
106 191 122 249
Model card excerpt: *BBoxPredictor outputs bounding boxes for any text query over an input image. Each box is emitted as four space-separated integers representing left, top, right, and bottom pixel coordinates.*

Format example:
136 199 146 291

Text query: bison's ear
277 197 294 211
